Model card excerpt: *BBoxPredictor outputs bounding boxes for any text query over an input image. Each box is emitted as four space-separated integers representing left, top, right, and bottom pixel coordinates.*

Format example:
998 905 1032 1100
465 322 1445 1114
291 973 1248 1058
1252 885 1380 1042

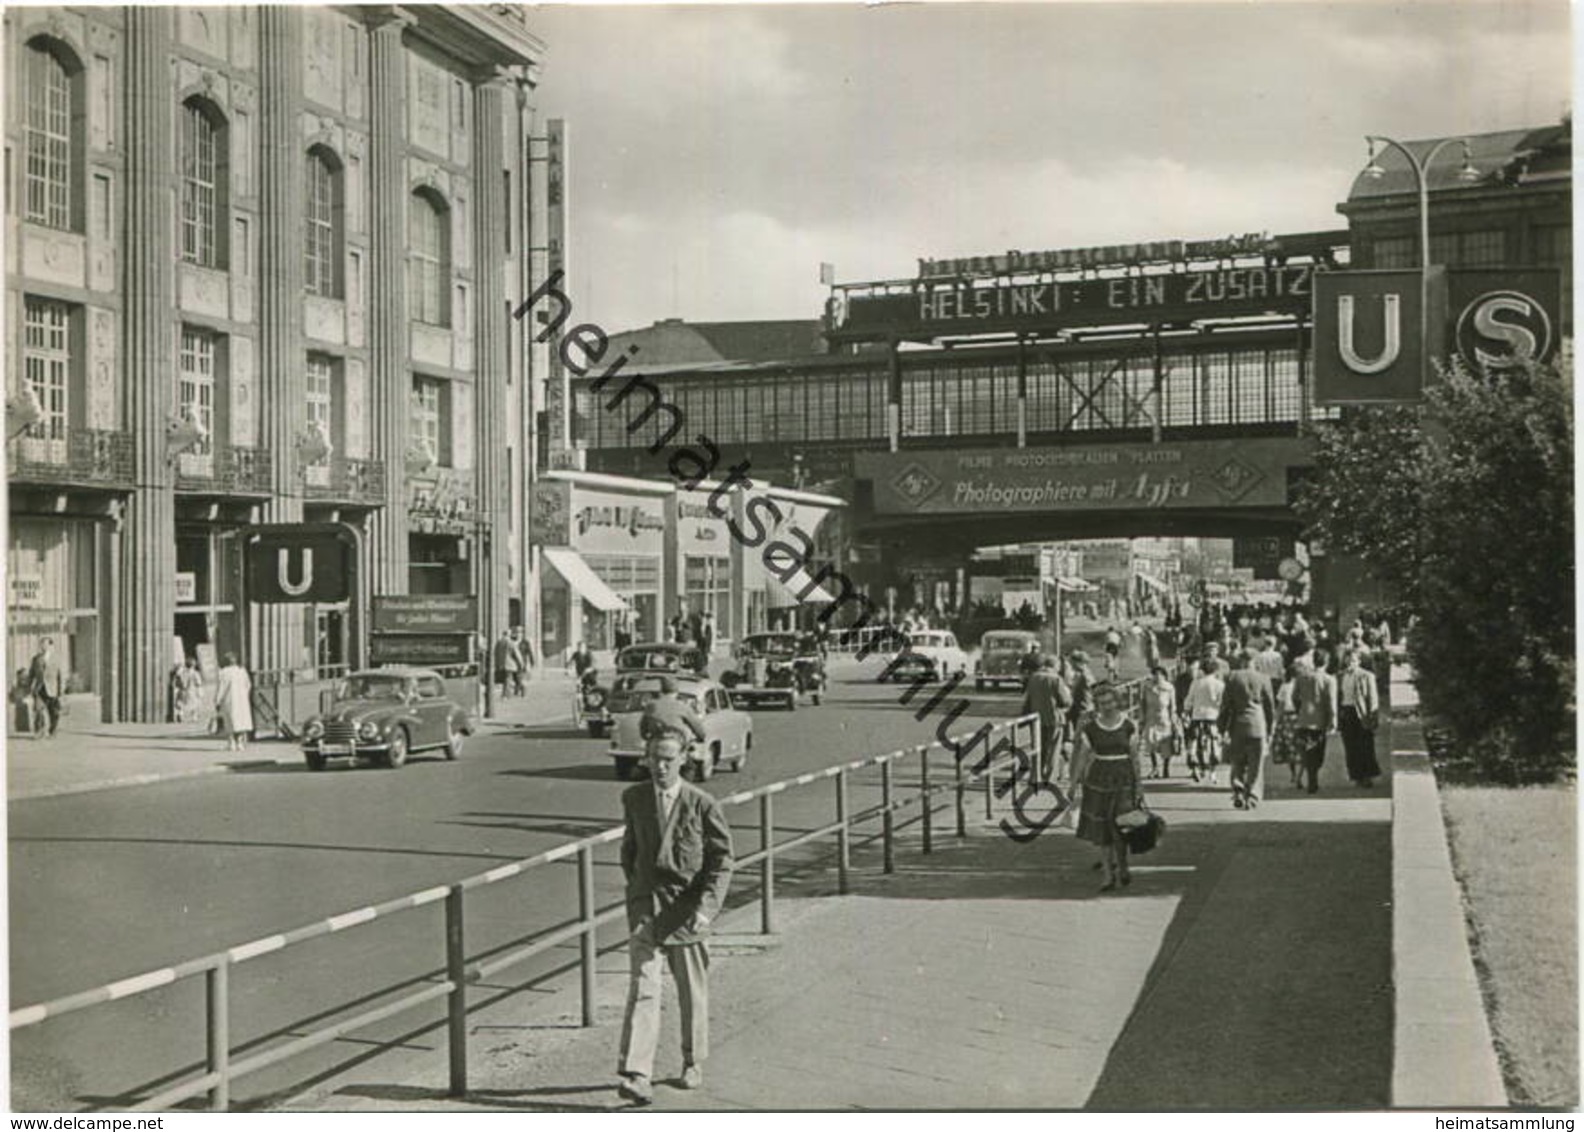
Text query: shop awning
1135 572 1171 593
767 566 837 608
543 547 628 613
1056 576 1096 593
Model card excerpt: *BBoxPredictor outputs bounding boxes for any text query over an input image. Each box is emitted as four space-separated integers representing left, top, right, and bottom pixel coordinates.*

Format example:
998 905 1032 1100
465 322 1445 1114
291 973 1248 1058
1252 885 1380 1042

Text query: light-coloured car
607 673 753 781
975 629 1041 690
300 667 474 770
880 630 970 683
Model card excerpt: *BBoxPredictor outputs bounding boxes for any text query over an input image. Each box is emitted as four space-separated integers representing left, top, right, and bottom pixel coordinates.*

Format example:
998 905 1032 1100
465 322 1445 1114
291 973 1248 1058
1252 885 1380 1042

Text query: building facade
6 6 547 721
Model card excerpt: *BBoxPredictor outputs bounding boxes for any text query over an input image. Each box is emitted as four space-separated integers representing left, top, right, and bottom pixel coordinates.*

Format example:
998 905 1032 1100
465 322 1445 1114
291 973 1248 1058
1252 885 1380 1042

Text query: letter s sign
1455 290 1553 372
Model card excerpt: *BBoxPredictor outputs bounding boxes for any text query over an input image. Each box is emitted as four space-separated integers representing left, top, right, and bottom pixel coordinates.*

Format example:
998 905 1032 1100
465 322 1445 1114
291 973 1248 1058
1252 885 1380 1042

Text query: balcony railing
174 445 274 496
303 456 387 507
7 428 136 488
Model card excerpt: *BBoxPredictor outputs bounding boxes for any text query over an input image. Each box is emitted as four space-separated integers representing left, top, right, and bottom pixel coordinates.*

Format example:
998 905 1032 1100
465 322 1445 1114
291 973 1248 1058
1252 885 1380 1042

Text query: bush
1297 359 1574 783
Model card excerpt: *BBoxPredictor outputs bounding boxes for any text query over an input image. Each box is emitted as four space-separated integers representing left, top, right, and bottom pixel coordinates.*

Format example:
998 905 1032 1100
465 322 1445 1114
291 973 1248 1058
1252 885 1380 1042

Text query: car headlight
305 719 324 739
358 721 380 740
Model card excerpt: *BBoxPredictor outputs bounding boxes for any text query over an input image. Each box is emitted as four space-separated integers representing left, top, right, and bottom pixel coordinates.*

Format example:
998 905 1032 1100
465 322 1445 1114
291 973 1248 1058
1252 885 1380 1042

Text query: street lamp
1362 134 1482 379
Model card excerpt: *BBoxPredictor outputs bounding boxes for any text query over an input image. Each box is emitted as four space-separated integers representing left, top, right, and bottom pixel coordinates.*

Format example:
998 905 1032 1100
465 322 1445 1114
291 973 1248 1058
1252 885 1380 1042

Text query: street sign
372 594 478 634
1312 268 1448 405
243 523 358 604
369 633 474 666
1449 270 1561 372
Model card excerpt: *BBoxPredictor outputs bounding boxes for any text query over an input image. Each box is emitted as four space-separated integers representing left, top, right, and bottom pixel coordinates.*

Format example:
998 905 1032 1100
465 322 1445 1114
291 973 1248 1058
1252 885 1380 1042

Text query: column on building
365 10 412 595
473 70 511 643
255 5 307 673
117 7 177 721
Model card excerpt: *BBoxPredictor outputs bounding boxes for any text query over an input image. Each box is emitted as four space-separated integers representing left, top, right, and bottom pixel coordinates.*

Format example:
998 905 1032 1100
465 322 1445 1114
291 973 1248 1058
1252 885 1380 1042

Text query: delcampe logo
891 462 943 509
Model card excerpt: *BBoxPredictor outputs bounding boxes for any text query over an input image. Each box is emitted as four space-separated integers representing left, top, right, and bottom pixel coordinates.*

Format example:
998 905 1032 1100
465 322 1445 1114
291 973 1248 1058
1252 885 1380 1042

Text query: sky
530 1 1572 336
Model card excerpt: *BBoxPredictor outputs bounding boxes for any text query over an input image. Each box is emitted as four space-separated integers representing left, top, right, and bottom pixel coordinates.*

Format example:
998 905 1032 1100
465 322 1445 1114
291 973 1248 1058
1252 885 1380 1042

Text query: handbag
1116 806 1166 854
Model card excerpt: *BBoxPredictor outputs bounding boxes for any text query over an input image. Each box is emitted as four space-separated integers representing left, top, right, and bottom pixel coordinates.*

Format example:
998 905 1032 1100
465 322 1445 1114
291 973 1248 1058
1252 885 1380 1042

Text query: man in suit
27 638 65 738
1218 649 1277 810
617 736 734 1104
1019 655 1071 786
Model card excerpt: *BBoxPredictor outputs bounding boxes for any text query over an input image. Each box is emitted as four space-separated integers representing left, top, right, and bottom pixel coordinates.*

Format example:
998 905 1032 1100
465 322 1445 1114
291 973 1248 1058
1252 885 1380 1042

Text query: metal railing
173 444 274 496
7 427 136 487
10 712 1043 1112
302 456 387 506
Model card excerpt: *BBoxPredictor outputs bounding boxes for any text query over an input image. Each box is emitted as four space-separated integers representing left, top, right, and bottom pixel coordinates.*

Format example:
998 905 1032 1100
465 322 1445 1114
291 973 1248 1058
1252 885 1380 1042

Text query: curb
1391 738 1508 1108
8 757 297 802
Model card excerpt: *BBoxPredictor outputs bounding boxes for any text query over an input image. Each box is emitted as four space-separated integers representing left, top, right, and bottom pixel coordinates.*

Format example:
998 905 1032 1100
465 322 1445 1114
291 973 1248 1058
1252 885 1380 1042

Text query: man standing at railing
1020 655 1071 786
616 736 735 1105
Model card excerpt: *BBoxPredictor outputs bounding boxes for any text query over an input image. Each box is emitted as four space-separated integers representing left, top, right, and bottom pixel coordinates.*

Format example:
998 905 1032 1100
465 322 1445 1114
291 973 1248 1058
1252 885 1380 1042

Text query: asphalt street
10 652 1042 1110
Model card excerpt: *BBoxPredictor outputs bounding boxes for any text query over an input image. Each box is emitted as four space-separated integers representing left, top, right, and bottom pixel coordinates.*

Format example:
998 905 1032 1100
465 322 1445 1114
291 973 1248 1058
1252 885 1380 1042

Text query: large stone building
5 6 547 721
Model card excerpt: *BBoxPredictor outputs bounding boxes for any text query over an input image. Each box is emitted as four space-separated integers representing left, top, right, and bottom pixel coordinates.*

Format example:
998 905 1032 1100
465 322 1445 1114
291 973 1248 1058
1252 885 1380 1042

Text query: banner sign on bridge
857 438 1310 516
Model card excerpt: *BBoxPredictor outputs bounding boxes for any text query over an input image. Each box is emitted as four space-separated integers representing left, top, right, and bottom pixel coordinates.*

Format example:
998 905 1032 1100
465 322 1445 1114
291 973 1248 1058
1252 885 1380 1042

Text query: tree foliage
1296 360 1575 782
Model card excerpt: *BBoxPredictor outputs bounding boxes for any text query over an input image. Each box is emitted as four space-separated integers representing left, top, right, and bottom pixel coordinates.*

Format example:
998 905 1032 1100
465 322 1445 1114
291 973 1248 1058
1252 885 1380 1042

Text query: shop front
533 472 667 660
7 517 107 698
676 486 734 641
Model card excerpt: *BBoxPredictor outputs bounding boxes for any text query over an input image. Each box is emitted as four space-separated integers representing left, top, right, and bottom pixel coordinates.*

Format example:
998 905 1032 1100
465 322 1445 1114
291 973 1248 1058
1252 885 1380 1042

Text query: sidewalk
5 672 579 802
282 727 1405 1112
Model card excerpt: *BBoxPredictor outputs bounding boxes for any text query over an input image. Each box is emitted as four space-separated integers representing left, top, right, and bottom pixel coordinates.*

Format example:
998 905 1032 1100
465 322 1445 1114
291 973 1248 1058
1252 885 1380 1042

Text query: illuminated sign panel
830 264 1315 342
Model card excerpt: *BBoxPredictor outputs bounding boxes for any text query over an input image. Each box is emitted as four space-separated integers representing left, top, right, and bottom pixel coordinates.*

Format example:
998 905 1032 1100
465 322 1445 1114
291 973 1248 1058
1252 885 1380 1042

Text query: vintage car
614 641 709 677
720 632 826 709
975 629 1042 690
879 630 971 684
606 673 752 781
300 667 474 770
572 669 612 737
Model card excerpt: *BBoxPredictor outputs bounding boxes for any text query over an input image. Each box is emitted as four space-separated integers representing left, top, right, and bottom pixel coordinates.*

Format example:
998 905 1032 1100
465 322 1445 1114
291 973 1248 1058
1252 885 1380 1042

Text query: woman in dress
1072 682 1143 893
173 656 204 723
212 653 254 752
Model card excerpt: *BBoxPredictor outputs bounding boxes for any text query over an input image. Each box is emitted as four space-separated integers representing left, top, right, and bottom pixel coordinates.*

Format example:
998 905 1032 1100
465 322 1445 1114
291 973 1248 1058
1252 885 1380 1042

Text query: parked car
721 632 826 709
300 667 474 770
975 629 1041 690
880 630 970 683
606 673 752 781
614 641 708 676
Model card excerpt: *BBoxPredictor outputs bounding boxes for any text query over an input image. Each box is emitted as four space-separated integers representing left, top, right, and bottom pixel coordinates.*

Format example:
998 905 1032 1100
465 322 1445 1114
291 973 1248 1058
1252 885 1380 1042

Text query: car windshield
745 636 797 657
912 633 950 648
984 635 1029 652
609 676 702 713
341 675 408 700
619 649 682 671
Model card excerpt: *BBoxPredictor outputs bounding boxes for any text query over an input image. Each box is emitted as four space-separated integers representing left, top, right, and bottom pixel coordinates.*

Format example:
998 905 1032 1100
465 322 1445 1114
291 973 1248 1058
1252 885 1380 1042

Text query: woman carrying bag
1072 682 1145 893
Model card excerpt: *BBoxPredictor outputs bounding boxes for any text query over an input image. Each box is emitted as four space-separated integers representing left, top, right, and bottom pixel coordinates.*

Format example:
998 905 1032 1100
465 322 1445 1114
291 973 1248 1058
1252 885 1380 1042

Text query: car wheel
383 729 409 769
305 751 326 772
445 722 465 760
811 690 822 706
615 757 636 781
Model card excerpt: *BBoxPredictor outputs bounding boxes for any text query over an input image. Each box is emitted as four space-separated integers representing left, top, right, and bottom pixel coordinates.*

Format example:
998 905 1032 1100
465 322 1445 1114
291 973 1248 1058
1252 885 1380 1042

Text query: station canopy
543 547 628 613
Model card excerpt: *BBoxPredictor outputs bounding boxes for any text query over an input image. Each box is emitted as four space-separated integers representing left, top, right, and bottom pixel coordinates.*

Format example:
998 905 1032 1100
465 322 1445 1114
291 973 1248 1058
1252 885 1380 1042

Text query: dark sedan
300 667 474 770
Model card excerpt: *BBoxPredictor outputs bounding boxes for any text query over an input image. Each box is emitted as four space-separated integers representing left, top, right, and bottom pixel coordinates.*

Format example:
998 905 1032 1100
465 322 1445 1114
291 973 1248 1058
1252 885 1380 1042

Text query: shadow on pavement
331 1082 619 1113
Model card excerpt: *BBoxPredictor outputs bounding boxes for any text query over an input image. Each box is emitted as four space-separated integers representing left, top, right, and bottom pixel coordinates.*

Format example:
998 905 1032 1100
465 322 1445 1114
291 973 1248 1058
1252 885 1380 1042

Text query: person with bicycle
1183 656 1226 785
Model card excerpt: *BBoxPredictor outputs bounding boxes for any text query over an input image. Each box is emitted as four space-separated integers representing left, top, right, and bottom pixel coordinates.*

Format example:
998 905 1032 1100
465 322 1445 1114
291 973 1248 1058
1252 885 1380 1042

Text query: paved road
10 657 1030 1110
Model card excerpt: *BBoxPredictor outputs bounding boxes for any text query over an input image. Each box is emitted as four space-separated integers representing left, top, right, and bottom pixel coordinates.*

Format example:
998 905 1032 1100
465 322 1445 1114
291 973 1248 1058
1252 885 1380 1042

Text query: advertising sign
857 438 1311 516
243 523 357 603
1233 536 1292 580
530 479 572 546
830 263 1315 342
678 490 731 555
1449 269 1561 372
571 488 666 555
372 595 478 634
369 633 473 666
1312 268 1448 405
9 574 42 609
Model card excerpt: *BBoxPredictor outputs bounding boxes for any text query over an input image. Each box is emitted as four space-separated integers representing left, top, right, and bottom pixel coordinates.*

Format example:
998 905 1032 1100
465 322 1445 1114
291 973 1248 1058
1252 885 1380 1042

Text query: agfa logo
891 462 942 508
1455 290 1553 372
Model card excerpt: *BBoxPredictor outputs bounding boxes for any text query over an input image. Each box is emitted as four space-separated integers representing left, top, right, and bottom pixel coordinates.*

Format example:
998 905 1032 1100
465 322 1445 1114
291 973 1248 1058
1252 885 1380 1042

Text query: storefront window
8 518 99 695
685 555 730 635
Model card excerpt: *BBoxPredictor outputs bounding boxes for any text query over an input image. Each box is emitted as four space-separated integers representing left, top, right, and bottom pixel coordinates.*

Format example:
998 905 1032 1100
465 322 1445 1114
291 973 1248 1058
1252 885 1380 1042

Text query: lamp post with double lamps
1361 134 1482 378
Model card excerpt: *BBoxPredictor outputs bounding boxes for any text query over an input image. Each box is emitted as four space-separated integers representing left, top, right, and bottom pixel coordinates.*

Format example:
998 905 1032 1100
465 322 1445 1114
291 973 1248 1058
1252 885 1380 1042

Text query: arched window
24 39 79 231
180 98 228 268
304 146 343 297
408 189 449 326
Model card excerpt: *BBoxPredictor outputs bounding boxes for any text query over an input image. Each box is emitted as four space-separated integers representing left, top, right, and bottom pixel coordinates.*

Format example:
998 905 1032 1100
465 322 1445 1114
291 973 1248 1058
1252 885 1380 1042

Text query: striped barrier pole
954 749 966 837
919 744 933 855
760 792 775 935
836 768 851 895
206 960 228 1111
578 846 597 1027
881 757 896 874
446 886 467 1096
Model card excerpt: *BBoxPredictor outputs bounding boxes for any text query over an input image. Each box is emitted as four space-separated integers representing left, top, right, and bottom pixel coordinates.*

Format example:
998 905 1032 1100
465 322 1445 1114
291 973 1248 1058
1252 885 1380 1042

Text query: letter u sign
1336 293 1402 374
276 549 314 597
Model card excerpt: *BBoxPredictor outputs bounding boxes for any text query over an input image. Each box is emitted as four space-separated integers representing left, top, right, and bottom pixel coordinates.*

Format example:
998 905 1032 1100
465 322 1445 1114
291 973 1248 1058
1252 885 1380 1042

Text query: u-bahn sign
857 438 1310 516
243 523 358 604
829 263 1316 342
